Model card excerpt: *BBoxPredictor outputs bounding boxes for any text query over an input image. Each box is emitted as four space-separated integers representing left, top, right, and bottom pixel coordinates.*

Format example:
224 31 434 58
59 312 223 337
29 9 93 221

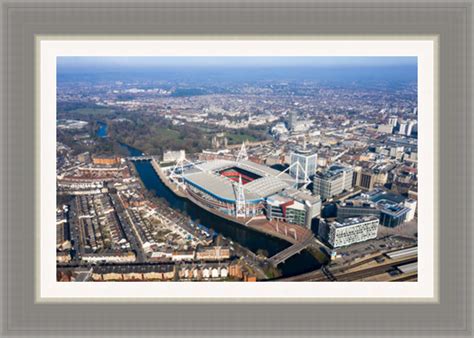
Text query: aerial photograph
56 56 418 282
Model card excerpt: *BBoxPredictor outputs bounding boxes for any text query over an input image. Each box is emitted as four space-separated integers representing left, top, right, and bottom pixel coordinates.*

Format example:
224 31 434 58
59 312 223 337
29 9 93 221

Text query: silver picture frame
1 0 472 336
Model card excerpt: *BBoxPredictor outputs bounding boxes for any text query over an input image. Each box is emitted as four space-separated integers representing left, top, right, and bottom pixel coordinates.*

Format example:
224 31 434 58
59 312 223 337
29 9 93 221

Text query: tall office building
406 120 417 136
288 111 298 131
388 116 398 126
313 165 353 200
403 199 417 221
398 122 408 135
289 148 317 182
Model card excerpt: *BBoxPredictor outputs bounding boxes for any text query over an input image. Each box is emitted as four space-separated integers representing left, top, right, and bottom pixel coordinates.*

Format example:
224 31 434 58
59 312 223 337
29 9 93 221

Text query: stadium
169 159 296 218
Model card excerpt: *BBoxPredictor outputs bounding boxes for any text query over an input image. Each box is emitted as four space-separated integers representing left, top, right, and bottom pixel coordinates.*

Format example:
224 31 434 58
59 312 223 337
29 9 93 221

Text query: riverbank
150 159 187 199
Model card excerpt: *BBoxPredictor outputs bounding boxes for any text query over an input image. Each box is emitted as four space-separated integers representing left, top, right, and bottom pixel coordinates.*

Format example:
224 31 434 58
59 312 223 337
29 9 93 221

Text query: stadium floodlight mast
169 157 202 189
236 141 248 162
276 160 311 189
234 175 246 218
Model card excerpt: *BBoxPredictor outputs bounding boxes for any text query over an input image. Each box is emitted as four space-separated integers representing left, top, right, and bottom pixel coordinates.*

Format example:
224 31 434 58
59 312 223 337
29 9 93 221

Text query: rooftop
181 159 294 202
328 215 379 228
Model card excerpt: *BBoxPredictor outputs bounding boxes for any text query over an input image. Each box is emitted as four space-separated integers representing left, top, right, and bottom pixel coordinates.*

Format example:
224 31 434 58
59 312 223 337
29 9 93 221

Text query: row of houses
150 246 231 262
91 265 231 281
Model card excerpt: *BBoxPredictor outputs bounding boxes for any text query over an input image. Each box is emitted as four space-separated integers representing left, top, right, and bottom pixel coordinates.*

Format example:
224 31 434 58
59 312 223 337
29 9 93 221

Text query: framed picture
1 0 472 336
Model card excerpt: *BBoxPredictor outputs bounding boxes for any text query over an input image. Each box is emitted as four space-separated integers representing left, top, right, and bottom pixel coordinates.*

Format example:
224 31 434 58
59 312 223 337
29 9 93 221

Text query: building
318 216 379 248
352 167 376 191
341 189 412 228
92 155 121 166
406 121 417 136
336 200 381 220
171 250 195 262
313 165 353 200
196 246 231 261
266 190 321 228
377 124 393 134
403 199 417 221
388 116 398 126
288 111 297 130
81 251 136 264
398 122 408 135
379 203 410 227
289 148 318 182
163 150 186 162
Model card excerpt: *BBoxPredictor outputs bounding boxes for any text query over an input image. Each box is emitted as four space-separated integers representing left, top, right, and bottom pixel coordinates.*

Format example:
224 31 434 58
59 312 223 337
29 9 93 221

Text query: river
96 121 108 138
98 124 322 277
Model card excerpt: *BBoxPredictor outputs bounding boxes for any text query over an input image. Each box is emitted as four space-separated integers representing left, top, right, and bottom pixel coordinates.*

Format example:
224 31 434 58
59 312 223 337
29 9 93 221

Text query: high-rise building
403 199 417 221
398 122 407 135
313 165 353 200
388 116 398 126
289 148 318 182
318 216 379 248
288 111 298 131
406 120 417 136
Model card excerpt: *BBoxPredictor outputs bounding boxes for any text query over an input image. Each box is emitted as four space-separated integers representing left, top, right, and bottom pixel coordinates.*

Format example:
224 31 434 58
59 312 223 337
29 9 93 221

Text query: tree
256 249 269 258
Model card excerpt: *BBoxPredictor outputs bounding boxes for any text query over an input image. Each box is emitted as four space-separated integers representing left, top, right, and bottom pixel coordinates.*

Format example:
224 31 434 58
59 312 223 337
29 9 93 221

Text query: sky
58 56 417 70
57 56 417 86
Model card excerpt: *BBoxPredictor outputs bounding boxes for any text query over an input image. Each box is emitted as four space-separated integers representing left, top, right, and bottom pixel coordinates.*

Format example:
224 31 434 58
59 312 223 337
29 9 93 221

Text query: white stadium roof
181 159 293 202
244 176 290 197
183 171 261 202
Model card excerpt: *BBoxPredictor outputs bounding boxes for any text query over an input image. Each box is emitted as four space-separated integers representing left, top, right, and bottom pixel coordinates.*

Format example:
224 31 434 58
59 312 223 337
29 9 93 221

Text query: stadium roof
183 171 262 203
244 176 290 197
181 159 293 202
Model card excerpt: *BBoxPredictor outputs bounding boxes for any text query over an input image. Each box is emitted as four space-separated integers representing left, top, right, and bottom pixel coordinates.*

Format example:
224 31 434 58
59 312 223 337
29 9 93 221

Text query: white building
81 252 136 264
404 199 417 221
406 120 417 136
319 216 379 248
388 116 398 126
163 150 186 162
398 122 408 135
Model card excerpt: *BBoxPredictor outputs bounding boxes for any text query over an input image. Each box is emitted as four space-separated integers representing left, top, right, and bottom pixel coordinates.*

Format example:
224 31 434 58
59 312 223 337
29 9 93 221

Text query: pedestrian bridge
268 235 315 266
127 156 155 161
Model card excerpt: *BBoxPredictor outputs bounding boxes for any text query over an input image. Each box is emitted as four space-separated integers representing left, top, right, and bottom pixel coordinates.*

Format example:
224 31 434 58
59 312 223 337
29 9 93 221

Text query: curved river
120 142 322 277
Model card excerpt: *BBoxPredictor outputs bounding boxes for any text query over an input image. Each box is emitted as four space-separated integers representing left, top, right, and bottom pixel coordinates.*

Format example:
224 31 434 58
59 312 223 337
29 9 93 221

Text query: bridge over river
127 155 156 161
267 234 316 266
